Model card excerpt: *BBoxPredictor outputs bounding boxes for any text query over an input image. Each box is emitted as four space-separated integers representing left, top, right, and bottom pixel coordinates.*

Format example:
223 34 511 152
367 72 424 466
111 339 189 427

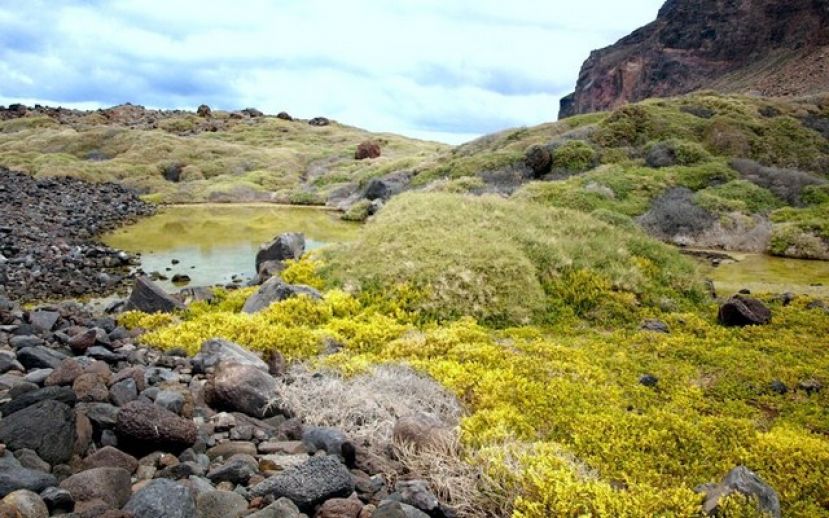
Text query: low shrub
550 140 598 172
731 159 826 206
645 140 710 168
637 187 716 239
693 180 783 215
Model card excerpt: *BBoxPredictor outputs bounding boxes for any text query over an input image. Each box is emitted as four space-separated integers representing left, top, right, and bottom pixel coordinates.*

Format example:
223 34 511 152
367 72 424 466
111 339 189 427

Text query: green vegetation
321 193 705 326
122 249 829 517
0 115 447 203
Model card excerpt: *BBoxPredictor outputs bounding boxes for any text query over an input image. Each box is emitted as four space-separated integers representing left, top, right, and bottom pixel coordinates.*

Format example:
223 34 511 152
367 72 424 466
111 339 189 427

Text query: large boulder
115 400 197 454
195 490 247 518
59 467 132 510
123 277 184 314
192 339 268 373
16 347 68 370
717 296 772 327
254 233 305 273
241 277 321 314
0 400 75 465
205 363 285 418
696 466 781 518
81 446 138 473
123 478 196 518
250 455 354 510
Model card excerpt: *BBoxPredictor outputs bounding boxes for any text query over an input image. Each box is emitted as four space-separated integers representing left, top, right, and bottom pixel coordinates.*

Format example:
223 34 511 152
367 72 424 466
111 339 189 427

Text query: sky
0 0 664 144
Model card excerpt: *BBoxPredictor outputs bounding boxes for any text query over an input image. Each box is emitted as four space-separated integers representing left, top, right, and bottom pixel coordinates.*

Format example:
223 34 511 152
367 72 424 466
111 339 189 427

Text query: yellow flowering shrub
123 280 829 516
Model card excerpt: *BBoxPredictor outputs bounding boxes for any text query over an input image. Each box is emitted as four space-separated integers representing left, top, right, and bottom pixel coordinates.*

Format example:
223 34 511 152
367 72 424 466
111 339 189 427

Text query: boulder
355 141 381 160
72 373 109 402
276 111 293 121
396 480 441 515
45 358 84 386
195 490 247 518
123 478 196 518
39 487 73 514
373 501 429 518
302 427 346 457
717 296 772 327
247 497 301 518
124 277 184 314
696 466 780 518
206 454 258 484
254 233 305 273
250 455 354 510
524 145 552 177
68 329 97 353
640 319 670 333
363 173 410 202
308 117 330 127
59 467 132 510
109 378 138 406
0 400 75 464
115 400 197 454
242 277 321 314
192 339 269 373
206 363 284 418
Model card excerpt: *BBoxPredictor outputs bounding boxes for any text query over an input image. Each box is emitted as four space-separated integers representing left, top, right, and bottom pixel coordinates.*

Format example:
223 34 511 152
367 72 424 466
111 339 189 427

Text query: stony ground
0 168 154 302
0 290 456 518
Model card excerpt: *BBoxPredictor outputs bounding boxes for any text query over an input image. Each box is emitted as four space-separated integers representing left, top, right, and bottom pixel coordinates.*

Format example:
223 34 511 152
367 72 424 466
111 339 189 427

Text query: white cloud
0 0 664 143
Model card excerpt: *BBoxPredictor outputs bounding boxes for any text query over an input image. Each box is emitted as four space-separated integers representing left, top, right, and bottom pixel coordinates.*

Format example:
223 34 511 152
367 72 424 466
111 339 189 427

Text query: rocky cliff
560 0 829 118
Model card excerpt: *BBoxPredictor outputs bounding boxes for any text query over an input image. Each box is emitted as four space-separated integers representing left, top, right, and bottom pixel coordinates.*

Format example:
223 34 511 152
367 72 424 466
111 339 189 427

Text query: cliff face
560 0 829 118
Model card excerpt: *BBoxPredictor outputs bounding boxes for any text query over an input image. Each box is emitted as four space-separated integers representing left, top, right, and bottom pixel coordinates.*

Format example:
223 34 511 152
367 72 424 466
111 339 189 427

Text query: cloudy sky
0 0 663 143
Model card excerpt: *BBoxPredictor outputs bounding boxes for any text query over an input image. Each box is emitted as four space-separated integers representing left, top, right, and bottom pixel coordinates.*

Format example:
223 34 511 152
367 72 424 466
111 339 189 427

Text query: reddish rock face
560 0 829 118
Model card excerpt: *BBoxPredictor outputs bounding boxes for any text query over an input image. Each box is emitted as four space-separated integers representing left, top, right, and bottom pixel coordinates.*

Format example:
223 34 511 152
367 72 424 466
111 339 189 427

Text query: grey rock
250 455 354 510
109 378 138 406
374 501 430 518
196 490 248 518
124 277 185 314
207 362 283 418
697 466 780 518
255 233 305 273
156 389 185 415
86 345 128 363
10 335 45 350
206 454 257 484
0 352 23 374
396 480 440 515
192 339 269 373
0 454 57 498
123 478 197 518
0 385 76 415
302 427 346 457
29 311 60 332
13 449 50 474
640 319 670 333
242 277 320 314
0 400 75 464
17 347 68 370
23 368 53 385
79 402 120 427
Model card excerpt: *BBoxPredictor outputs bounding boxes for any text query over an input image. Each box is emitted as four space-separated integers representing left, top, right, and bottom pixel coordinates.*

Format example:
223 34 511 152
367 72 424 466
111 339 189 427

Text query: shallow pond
703 252 829 298
103 204 359 291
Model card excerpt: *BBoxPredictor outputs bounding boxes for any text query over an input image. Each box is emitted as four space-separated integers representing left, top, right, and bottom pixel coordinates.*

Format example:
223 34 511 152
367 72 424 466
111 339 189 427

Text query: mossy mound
322 192 705 326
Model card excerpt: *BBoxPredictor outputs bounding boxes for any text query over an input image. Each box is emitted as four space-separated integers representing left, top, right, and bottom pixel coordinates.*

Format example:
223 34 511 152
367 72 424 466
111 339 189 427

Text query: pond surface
103 204 359 291
704 252 829 298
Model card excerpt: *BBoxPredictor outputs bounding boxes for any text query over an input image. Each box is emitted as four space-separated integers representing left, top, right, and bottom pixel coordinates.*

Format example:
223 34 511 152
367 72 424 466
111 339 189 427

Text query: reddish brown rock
355 141 381 160
115 401 197 454
560 0 829 118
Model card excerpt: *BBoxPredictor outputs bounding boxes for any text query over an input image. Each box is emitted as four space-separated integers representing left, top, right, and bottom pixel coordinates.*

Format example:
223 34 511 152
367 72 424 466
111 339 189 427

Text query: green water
103 204 359 290
705 252 829 297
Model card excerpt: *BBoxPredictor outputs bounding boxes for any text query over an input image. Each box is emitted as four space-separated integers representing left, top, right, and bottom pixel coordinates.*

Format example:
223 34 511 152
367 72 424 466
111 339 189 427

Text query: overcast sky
0 0 663 143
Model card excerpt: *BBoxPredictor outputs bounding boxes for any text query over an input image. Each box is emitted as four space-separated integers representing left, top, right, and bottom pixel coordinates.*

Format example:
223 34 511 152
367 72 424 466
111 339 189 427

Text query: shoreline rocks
0 168 154 302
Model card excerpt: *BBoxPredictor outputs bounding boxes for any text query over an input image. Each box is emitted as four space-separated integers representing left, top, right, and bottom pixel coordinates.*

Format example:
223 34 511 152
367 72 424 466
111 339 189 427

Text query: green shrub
342 199 372 222
323 192 704 326
693 180 783 215
551 140 598 172
593 105 654 147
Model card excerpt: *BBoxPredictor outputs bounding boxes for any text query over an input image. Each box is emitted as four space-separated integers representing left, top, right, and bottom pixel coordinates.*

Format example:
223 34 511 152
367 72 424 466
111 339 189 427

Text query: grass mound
322 192 704 326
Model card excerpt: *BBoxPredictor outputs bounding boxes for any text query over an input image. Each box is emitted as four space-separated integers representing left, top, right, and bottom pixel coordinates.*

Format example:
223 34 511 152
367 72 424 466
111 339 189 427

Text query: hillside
380 92 829 260
0 104 448 205
559 0 829 118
